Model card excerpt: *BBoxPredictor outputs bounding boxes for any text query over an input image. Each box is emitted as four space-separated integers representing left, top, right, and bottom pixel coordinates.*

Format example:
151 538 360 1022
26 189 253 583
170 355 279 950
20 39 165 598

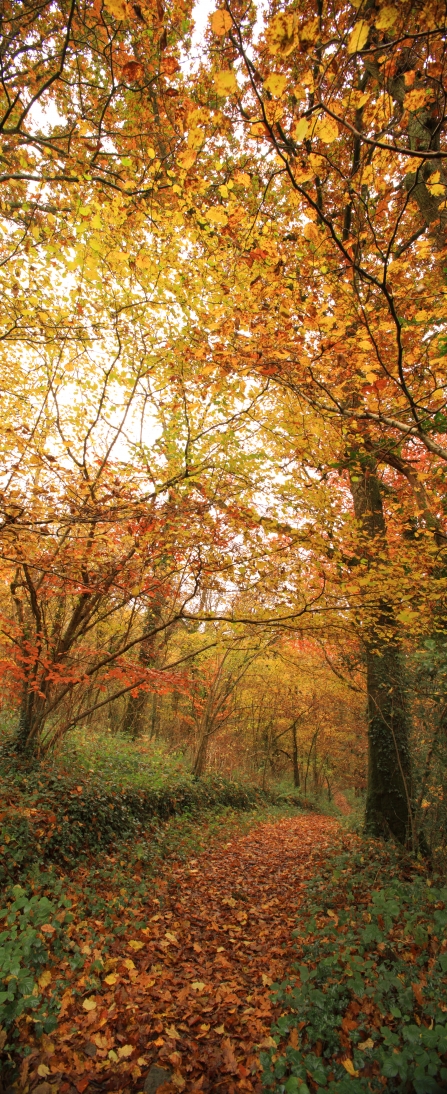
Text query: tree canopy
1 0 447 849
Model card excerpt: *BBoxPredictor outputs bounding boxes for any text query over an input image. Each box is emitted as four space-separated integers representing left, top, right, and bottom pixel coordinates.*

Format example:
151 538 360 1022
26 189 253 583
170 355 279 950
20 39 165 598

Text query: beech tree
174 0 447 843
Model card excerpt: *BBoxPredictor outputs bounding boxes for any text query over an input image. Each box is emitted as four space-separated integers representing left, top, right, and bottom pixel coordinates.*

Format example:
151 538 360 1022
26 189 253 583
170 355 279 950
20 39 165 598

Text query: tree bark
193 728 210 777
291 719 300 788
122 596 163 738
349 458 413 844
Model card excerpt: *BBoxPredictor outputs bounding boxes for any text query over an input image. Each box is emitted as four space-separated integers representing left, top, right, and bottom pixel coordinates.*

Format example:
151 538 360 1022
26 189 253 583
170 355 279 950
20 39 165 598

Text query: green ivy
0 750 294 877
262 849 447 1094
0 885 79 1045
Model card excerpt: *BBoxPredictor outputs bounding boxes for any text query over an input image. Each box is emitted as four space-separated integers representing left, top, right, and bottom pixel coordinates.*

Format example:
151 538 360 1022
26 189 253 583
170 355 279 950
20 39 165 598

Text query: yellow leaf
358 1038 375 1050
104 973 118 985
234 170 250 186
83 997 97 1011
262 973 272 986
37 1065 50 1078
264 73 288 98
428 183 445 196
342 1059 359 1077
301 18 319 43
375 5 398 29
214 70 238 96
205 207 228 226
313 115 339 143
405 88 432 112
178 150 197 170
293 117 309 142
123 957 135 970
249 121 266 138
347 20 369 53
128 939 144 951
187 127 205 150
211 9 232 35
191 980 206 991
38 969 52 989
215 1024 225 1034
266 12 298 56
118 1044 134 1058
303 222 319 242
104 0 128 17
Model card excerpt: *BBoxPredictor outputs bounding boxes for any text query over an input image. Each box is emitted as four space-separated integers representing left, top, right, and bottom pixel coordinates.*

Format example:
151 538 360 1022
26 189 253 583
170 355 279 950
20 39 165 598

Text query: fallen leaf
38 969 52 989
82 997 97 1012
118 1044 134 1058
358 1038 374 1050
222 1037 238 1073
342 1058 359 1077
165 1024 181 1040
37 1065 50 1078
128 939 145 951
172 1069 186 1090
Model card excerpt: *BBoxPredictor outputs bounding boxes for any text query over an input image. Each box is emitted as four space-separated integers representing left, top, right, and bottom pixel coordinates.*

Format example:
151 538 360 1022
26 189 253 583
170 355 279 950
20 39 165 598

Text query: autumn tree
166 0 447 843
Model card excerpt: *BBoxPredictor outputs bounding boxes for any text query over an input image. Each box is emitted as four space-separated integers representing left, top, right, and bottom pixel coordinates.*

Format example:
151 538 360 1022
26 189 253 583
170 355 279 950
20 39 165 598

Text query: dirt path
27 815 339 1094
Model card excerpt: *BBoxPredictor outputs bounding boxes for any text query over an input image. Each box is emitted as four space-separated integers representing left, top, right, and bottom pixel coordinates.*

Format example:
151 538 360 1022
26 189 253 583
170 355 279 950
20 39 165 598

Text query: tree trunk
123 688 148 739
193 727 210 777
150 693 159 739
349 458 413 844
122 597 163 737
291 720 300 788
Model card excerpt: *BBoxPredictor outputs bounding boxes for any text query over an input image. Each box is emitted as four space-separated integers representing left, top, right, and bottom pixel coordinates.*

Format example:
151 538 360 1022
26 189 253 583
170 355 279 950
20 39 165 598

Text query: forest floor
12 814 338 1094
2 740 446 1094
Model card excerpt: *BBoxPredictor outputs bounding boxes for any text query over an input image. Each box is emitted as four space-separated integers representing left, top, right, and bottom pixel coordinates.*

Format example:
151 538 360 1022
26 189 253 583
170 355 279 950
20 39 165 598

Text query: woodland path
29 815 339 1094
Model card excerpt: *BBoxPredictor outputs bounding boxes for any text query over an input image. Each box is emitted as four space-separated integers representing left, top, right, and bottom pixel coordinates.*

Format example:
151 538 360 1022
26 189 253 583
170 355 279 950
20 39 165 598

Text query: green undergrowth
262 838 447 1094
0 737 285 884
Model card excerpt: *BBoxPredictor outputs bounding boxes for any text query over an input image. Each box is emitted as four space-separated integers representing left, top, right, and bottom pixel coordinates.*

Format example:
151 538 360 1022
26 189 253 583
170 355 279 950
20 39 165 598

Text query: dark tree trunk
364 636 413 843
193 729 209 777
122 596 163 738
291 720 300 788
350 458 413 844
123 688 148 739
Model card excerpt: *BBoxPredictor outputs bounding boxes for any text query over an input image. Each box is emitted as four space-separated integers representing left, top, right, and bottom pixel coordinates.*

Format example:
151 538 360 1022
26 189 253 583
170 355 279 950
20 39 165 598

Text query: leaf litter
18 815 339 1094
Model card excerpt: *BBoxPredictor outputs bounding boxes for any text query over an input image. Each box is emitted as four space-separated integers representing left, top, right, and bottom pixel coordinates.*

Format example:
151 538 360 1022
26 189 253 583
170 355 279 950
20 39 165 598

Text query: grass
60 728 191 790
